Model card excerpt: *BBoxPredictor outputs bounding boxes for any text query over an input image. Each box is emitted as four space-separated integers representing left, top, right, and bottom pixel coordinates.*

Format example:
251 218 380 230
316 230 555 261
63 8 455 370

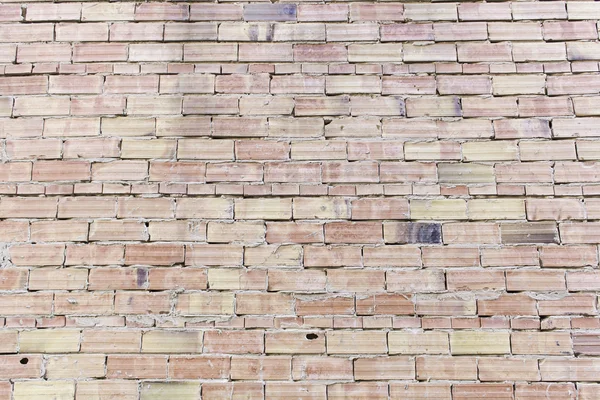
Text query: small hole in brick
306 333 318 340
20 358 28 365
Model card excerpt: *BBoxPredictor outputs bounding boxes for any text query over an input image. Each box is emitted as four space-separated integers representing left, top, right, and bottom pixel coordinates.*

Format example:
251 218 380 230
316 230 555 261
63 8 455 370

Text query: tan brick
142 331 203 353
410 199 467 220
450 331 510 355
81 330 141 353
389 331 448 355
20 329 81 353
46 354 106 379
327 331 387 354
235 198 292 220
14 381 75 400
176 292 235 315
29 268 87 290
140 382 200 400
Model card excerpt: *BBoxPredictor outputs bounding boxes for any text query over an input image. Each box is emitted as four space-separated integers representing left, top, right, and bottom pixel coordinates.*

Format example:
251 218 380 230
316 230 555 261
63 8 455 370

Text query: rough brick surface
0 0 599 398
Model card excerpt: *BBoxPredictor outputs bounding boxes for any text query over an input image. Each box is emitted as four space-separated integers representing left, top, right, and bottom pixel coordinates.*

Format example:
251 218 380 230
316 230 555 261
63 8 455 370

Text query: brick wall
0 0 599 399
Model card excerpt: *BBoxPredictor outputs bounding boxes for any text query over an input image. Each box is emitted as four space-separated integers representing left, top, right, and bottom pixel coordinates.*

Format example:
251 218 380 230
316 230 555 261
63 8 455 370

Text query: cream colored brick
207 268 266 290
76 381 139 400
235 198 292 220
450 331 510 355
14 381 75 400
389 331 449 355
468 199 526 220
492 75 546 95
405 141 461 161
176 292 235 315
327 331 387 354
45 354 106 379
207 221 265 243
142 331 203 353
438 163 495 184
410 200 467 220
348 44 403 62
462 141 518 161
20 329 81 353
121 139 177 159
141 382 201 400
293 197 350 219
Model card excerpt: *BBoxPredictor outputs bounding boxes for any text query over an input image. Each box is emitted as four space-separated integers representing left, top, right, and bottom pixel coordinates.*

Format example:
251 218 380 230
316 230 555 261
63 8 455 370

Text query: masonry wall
0 0 599 399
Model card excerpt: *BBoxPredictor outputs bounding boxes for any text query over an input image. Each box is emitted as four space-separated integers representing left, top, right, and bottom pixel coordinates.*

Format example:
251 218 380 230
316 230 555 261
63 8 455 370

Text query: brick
389 331 448 355
540 358 600 381
512 2 567 20
405 4 457 21
110 22 163 41
404 43 457 62
185 43 237 62
304 245 361 267
293 356 352 380
489 22 543 41
406 96 461 117
82 3 135 21
458 43 512 62
235 198 291 220
0 76 47 96
435 22 488 41
266 331 325 354
416 356 477 380
326 330 387 354
381 23 433 41
177 292 235 315
135 3 188 21
20 329 81 352
81 330 141 353
513 42 566 62
14 381 75 400
268 269 325 291
91 161 147 181
46 354 106 379
186 244 243 266
478 358 540 382
512 332 572 355
204 330 263 354
245 245 302 267
450 331 510 355
326 75 380 94
354 356 414 380
169 356 229 379
140 382 200 400
73 43 128 62
107 355 167 379
0 23 54 42
327 23 379 41
459 3 511 21
10 244 64 266
410 199 467 220
89 221 147 242
142 331 202 353
57 22 108 41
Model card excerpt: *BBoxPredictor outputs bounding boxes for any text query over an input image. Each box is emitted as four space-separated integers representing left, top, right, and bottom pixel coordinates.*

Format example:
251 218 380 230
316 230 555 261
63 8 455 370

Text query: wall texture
0 0 600 399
